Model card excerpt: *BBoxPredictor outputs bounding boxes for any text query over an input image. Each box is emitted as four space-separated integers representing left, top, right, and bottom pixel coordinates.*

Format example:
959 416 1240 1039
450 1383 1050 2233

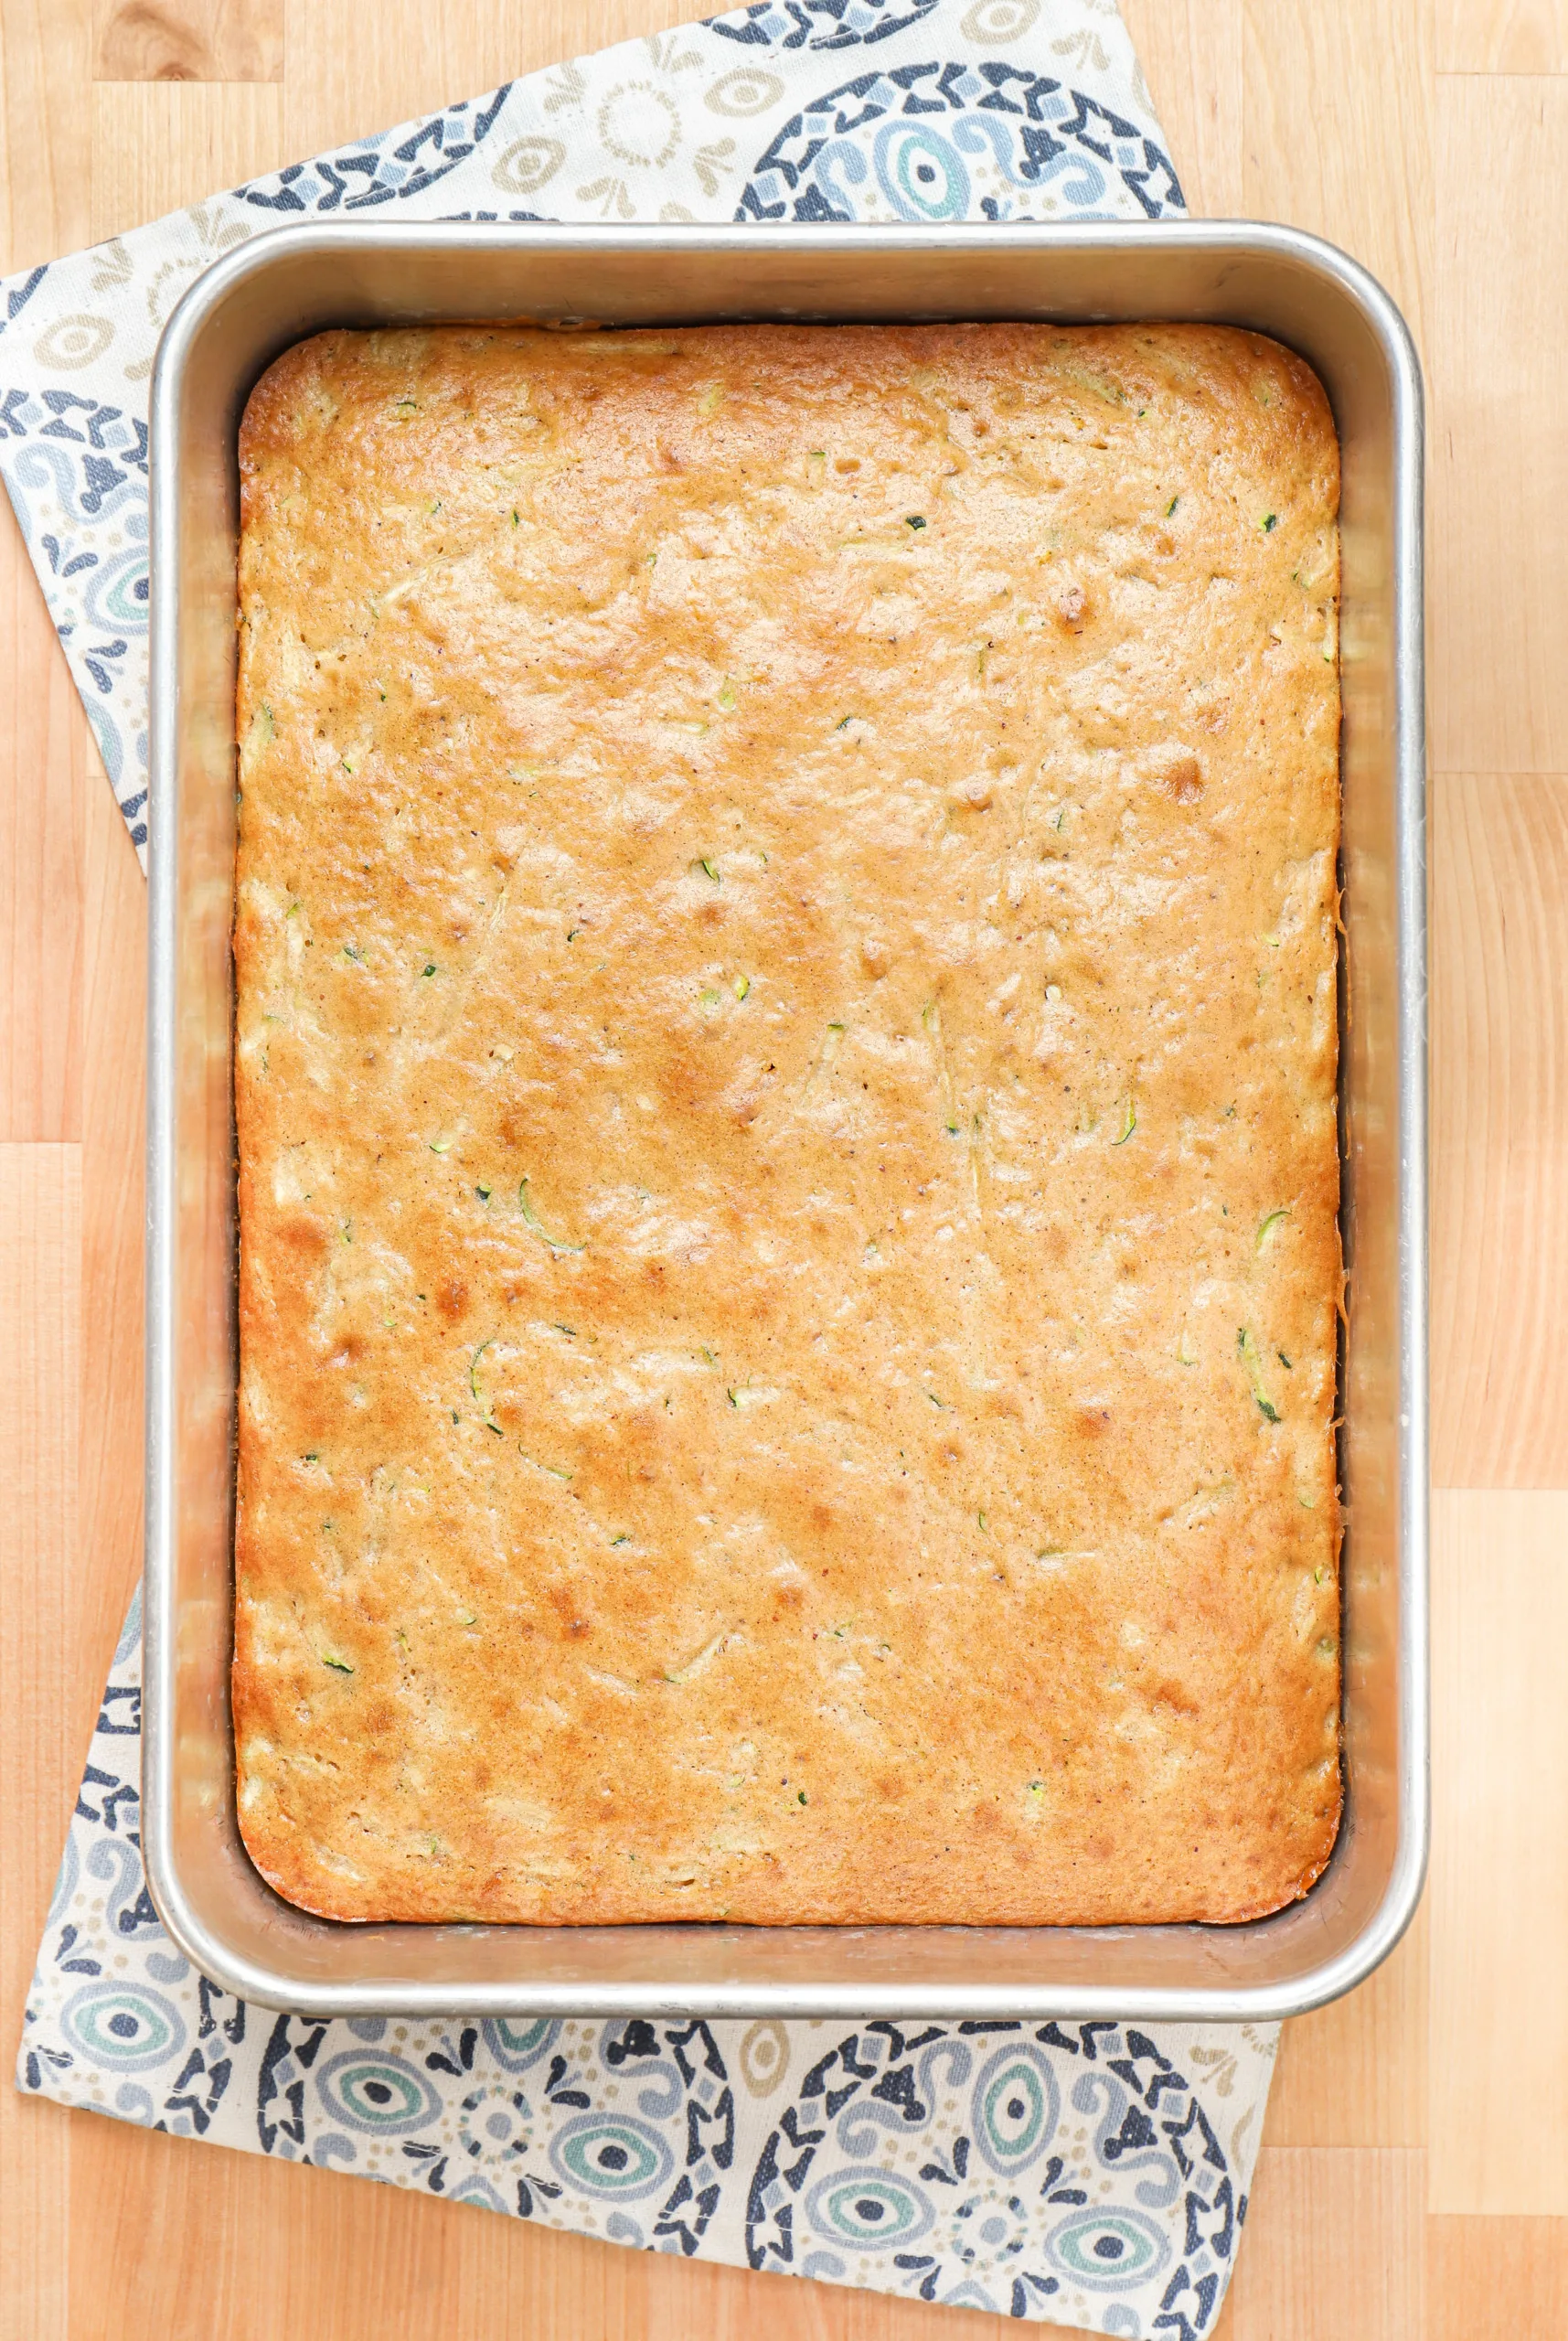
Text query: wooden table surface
2 0 1563 2332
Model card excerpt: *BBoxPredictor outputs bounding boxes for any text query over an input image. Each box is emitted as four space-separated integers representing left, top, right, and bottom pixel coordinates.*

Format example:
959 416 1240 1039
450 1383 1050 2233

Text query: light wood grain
1428 2215 1568 2336
1434 76 1568 775
1240 0 1433 356
1268 1906 1428 2148
1431 775 1568 1486
9 0 1568 2331
1435 0 1568 72
0 1148 80 2341
0 0 92 272
89 79 287 239
1121 0 1244 217
1221 2149 1425 2340
1429 1491 1568 2216
0 497 84 1142
92 0 282 82
280 0 699 164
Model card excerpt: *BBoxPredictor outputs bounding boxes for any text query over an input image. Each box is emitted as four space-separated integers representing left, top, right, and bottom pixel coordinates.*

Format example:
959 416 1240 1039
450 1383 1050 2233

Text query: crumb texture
232 321 1342 1925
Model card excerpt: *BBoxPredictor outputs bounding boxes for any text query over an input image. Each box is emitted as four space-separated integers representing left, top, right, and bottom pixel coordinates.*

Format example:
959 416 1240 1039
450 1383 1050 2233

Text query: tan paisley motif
494 135 566 195
704 66 785 119
961 0 1041 41
32 313 114 369
738 2019 791 2099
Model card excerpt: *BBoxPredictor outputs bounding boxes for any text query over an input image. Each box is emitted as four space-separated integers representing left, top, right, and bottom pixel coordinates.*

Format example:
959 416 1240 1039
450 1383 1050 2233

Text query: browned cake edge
231 321 1343 1928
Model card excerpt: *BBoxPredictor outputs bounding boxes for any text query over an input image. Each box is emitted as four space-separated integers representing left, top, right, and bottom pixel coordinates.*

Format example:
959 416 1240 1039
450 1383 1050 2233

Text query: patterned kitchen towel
19 1592 1276 2337
0 0 1182 861
5 5 1275 2332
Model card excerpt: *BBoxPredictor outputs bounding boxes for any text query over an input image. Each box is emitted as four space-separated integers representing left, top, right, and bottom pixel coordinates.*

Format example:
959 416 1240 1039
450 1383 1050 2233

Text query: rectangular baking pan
145 219 1426 2019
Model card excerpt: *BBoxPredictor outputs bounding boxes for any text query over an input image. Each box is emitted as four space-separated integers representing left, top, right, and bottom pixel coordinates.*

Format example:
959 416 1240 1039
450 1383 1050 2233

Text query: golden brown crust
232 322 1342 1926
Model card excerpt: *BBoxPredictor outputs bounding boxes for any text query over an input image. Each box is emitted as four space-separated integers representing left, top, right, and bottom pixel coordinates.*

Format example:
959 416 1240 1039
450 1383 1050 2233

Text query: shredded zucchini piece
519 1179 585 1254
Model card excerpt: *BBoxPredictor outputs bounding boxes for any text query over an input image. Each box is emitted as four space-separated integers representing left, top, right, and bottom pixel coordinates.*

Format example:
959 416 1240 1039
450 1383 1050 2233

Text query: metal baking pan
144 219 1426 2019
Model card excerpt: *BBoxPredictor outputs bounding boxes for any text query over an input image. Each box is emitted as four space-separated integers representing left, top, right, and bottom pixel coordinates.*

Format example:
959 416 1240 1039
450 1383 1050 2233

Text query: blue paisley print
711 0 942 48
737 59 1182 221
235 85 515 214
